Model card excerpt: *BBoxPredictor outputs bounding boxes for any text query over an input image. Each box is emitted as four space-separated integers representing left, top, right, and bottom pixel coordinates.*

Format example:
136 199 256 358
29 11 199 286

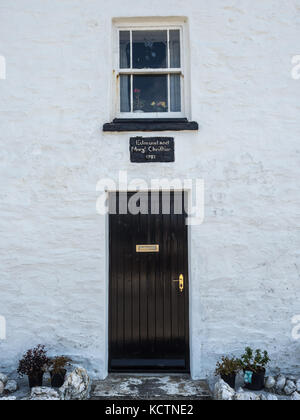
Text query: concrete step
91 374 212 400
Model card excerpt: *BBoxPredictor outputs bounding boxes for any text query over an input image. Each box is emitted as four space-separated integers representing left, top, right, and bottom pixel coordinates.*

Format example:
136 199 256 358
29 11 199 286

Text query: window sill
103 118 199 132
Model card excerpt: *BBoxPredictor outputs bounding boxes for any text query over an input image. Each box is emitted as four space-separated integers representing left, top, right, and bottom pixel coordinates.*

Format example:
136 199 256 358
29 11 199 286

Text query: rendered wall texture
0 0 299 378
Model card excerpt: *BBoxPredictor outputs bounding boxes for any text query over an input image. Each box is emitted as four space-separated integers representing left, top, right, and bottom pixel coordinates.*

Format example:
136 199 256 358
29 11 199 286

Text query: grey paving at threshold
91 375 212 400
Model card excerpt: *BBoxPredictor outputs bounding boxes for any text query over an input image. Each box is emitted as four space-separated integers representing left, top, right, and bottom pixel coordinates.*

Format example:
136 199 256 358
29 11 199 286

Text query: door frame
105 189 192 375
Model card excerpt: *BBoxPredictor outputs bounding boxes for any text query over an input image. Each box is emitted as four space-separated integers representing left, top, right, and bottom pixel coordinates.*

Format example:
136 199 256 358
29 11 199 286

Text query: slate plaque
130 137 175 163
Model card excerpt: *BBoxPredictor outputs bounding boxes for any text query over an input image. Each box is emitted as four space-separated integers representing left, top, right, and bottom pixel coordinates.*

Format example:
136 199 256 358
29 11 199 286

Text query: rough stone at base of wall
214 379 300 401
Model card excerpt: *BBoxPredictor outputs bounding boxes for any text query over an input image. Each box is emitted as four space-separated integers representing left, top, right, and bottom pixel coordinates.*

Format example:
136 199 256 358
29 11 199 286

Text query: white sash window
113 18 189 119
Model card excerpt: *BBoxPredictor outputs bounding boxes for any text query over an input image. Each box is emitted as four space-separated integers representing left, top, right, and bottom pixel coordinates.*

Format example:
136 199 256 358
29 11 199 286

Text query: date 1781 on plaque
130 137 175 163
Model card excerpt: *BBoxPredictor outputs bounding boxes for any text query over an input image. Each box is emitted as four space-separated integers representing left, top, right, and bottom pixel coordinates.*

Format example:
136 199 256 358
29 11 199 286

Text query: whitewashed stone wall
0 0 299 379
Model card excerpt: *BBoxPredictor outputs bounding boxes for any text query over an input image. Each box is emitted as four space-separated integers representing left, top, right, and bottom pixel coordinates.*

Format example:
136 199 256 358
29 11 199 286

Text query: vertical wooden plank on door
139 192 148 360
154 192 163 354
123 192 133 355
131 192 140 356
109 193 116 363
148 192 156 356
168 191 183 363
162 191 172 353
177 191 185 360
183 191 190 370
170 191 179 352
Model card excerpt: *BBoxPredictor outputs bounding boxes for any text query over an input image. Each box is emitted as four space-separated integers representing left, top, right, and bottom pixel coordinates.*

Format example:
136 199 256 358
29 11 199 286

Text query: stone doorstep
91 375 212 400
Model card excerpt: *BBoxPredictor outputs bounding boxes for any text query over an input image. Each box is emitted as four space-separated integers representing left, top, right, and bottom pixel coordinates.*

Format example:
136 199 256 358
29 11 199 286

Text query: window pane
169 30 181 68
119 31 130 68
170 74 181 112
133 75 168 112
120 75 131 112
132 30 167 69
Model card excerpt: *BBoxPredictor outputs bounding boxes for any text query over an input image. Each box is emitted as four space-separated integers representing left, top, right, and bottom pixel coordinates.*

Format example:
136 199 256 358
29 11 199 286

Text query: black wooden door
109 191 189 372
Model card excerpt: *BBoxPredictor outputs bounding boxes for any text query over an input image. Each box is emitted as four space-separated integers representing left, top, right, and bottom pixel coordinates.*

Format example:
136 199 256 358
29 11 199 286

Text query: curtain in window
120 31 130 68
169 30 180 68
120 75 131 112
120 31 131 112
170 74 181 112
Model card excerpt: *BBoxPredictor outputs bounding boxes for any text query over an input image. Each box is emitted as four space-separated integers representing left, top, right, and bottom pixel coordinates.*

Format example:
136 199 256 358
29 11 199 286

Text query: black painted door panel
109 191 189 372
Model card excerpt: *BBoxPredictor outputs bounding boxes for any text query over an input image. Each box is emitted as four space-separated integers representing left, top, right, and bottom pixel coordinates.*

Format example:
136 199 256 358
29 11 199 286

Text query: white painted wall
0 0 299 379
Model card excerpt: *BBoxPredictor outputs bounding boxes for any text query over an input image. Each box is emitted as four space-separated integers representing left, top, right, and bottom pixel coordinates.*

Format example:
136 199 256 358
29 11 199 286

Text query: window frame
112 18 190 120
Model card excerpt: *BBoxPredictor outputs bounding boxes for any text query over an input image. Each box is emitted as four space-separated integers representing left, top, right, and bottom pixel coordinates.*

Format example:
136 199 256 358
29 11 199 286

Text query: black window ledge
103 118 199 132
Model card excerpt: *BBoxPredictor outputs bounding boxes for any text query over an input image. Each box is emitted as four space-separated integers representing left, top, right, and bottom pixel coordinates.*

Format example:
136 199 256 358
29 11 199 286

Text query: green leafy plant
215 356 241 376
17 345 51 377
239 347 270 373
50 356 72 374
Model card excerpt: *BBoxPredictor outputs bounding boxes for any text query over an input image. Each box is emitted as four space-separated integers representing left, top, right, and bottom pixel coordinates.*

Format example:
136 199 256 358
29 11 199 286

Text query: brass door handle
173 274 184 292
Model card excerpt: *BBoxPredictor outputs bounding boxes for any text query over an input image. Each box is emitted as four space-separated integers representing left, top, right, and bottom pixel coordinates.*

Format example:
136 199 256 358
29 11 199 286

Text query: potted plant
239 347 270 391
49 356 72 388
133 88 145 112
17 345 51 388
150 101 167 112
215 356 241 389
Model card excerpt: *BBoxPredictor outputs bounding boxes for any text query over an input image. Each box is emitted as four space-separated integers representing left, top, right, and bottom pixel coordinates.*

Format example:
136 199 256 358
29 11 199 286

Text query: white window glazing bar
167 29 170 69
118 69 182 74
130 30 133 69
130 74 133 113
130 31 133 111
167 30 171 112
167 74 171 113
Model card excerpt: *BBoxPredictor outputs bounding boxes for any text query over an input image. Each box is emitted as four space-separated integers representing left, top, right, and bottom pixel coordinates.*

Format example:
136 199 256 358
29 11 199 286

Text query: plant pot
221 373 236 389
50 369 67 388
244 369 265 391
28 371 44 388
